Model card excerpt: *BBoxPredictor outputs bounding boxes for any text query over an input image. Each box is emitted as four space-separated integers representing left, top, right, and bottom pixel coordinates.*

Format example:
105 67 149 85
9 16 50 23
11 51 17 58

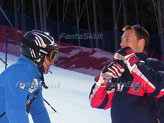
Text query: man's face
43 56 55 74
120 29 143 53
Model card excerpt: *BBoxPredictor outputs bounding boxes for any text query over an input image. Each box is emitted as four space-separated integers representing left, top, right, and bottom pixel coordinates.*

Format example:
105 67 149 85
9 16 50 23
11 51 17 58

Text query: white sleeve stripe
132 64 156 89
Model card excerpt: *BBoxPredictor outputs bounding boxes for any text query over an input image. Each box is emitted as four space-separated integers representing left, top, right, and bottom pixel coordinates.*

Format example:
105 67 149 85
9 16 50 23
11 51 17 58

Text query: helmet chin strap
35 56 48 89
39 58 54 89
44 60 53 74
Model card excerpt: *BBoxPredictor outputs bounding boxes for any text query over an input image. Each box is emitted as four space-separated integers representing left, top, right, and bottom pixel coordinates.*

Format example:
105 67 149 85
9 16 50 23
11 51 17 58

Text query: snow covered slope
0 52 111 123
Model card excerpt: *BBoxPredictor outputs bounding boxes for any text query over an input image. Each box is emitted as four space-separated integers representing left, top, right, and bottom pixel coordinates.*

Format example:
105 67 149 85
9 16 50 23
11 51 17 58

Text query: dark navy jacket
90 53 164 123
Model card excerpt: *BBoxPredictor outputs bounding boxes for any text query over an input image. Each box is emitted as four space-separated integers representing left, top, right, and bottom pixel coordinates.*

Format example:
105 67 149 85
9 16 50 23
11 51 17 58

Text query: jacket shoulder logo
28 79 38 93
131 82 141 93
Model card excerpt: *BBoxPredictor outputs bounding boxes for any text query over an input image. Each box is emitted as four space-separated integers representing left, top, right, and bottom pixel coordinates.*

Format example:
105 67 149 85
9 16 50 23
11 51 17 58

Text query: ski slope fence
0 25 115 76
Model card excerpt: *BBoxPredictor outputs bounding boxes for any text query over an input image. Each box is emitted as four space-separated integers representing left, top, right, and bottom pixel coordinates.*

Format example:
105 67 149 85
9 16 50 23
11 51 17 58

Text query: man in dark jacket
89 25 164 123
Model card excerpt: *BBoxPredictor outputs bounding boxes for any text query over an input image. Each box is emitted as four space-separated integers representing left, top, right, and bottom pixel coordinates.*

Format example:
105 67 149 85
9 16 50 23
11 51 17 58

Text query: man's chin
44 71 48 74
43 69 49 74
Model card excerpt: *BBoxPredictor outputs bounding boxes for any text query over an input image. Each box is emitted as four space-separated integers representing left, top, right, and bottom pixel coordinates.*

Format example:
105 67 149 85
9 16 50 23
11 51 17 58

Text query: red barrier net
0 25 25 55
0 26 114 76
0 25 7 51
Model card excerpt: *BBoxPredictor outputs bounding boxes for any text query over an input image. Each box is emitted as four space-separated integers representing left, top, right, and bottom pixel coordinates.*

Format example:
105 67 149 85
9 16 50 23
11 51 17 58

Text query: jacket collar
18 55 40 77
135 51 148 62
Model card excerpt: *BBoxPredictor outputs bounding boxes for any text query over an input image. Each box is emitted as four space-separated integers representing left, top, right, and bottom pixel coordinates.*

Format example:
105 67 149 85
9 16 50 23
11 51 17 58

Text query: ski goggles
47 50 58 62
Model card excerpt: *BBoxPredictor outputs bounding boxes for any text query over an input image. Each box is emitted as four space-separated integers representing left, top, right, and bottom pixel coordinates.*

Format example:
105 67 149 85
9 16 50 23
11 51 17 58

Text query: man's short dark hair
122 25 150 51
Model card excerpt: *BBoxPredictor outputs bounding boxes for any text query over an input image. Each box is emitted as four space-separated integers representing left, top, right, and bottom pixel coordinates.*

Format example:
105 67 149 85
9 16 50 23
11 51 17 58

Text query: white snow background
0 52 111 123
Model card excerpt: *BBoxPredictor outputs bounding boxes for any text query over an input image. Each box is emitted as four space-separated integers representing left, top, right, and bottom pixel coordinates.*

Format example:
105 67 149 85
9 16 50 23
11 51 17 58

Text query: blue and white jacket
0 55 50 123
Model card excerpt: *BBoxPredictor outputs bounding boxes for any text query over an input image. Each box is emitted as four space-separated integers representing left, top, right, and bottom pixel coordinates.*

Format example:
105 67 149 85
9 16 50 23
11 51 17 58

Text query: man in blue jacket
89 25 164 123
0 30 58 123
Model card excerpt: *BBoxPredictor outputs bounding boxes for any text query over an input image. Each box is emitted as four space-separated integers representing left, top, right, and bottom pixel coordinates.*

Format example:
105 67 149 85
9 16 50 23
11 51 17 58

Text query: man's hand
95 60 125 87
114 47 142 72
102 60 125 79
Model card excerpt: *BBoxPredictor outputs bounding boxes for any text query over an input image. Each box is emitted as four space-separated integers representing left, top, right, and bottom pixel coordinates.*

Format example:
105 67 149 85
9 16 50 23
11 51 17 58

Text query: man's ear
139 39 145 51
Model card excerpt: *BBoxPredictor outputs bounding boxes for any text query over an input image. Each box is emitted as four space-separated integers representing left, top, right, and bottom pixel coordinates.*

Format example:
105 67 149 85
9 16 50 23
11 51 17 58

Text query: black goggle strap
21 37 40 51
21 37 49 56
